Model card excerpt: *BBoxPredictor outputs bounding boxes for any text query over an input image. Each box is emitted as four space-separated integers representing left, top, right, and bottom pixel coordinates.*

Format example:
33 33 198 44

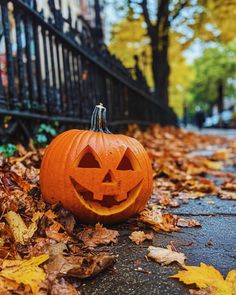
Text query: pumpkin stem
90 104 111 133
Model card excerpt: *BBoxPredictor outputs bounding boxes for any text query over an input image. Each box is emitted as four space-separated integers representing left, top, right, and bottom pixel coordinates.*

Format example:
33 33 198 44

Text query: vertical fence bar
49 33 58 113
14 8 26 108
33 24 45 112
0 68 6 109
42 28 49 112
2 0 19 108
24 14 36 109
62 46 73 115
55 39 63 113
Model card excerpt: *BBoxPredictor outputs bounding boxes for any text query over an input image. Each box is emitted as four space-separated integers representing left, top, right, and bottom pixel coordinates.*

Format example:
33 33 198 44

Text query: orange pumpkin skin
40 105 153 224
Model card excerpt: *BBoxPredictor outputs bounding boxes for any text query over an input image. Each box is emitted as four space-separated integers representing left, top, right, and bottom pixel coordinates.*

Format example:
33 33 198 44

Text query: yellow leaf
5 211 42 244
203 160 223 170
5 211 28 244
0 254 49 295
171 263 235 295
226 271 236 295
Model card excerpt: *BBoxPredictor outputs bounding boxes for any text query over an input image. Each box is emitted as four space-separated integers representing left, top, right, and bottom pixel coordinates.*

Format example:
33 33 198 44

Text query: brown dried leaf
45 222 71 242
79 223 119 247
147 245 186 266
177 218 201 228
218 190 236 200
140 209 179 232
129 231 153 245
51 278 79 295
189 288 212 295
222 181 236 191
46 253 115 280
211 149 231 161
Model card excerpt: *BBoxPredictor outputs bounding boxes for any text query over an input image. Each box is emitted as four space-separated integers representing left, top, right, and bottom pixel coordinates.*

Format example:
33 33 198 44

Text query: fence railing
0 0 177 130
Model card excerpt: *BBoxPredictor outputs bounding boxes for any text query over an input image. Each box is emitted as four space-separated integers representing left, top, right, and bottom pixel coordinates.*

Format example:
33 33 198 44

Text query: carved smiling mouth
70 177 143 215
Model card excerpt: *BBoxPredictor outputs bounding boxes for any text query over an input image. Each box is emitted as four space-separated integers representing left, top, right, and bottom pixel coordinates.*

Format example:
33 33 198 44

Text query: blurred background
104 0 236 128
0 0 236 144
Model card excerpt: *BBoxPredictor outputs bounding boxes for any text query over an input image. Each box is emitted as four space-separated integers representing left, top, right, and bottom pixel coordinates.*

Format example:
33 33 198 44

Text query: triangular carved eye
117 154 134 170
78 150 101 168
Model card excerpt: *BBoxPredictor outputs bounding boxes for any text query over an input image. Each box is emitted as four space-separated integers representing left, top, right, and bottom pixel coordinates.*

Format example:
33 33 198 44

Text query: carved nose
102 170 113 183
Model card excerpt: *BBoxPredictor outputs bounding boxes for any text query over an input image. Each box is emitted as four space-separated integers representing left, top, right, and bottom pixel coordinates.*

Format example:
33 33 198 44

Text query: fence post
2 0 20 108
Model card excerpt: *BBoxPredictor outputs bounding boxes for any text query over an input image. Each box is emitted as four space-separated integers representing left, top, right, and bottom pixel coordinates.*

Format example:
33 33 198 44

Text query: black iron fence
0 0 176 132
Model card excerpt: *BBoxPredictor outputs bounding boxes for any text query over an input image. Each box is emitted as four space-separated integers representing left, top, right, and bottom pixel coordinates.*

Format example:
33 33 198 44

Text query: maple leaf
139 209 179 232
45 253 115 280
79 223 119 247
129 231 153 245
177 218 201 228
171 263 236 295
218 190 236 200
51 278 79 295
0 254 49 295
148 246 186 266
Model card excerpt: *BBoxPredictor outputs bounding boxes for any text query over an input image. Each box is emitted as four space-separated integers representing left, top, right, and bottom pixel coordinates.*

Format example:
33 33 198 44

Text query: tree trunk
151 0 170 106
217 80 224 113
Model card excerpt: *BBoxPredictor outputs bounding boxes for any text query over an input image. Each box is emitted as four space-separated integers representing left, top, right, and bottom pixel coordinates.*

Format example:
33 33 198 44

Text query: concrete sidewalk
81 129 236 295
81 197 236 295
186 127 236 138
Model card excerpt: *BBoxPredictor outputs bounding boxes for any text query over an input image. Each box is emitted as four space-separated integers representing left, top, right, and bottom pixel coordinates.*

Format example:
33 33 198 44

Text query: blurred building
0 0 104 87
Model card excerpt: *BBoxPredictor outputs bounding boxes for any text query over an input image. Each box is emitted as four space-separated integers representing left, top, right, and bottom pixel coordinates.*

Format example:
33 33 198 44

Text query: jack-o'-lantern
40 104 153 224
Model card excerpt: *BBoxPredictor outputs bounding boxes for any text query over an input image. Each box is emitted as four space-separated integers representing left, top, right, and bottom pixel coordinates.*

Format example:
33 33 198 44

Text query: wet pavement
81 130 236 295
187 127 236 138
81 194 236 295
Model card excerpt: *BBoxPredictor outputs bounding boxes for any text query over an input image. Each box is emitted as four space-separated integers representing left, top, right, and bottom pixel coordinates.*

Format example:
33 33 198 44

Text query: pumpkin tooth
93 193 104 201
115 193 127 202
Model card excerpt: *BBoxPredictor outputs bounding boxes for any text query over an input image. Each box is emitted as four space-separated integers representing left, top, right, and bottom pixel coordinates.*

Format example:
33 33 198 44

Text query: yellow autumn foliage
5 211 43 244
171 263 236 295
109 16 194 117
0 254 49 294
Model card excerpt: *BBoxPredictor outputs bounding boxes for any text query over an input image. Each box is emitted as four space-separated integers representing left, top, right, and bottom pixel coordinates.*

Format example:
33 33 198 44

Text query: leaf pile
0 125 235 294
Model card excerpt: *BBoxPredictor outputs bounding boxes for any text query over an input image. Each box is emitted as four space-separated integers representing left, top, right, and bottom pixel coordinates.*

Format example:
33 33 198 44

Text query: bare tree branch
170 0 189 22
140 0 154 33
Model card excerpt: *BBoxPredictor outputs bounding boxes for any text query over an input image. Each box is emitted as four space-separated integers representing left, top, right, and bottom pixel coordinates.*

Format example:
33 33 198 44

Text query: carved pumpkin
40 104 153 224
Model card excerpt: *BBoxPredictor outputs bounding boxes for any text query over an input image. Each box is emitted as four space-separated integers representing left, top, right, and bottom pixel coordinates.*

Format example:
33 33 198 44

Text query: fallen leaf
0 276 21 294
5 211 42 244
147 246 186 266
46 253 115 280
203 160 223 170
79 223 119 247
177 218 201 228
51 278 80 295
218 190 236 200
46 222 72 242
222 182 236 191
0 254 49 295
171 263 236 295
140 209 179 232
129 231 153 245
211 149 231 161
189 288 212 294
